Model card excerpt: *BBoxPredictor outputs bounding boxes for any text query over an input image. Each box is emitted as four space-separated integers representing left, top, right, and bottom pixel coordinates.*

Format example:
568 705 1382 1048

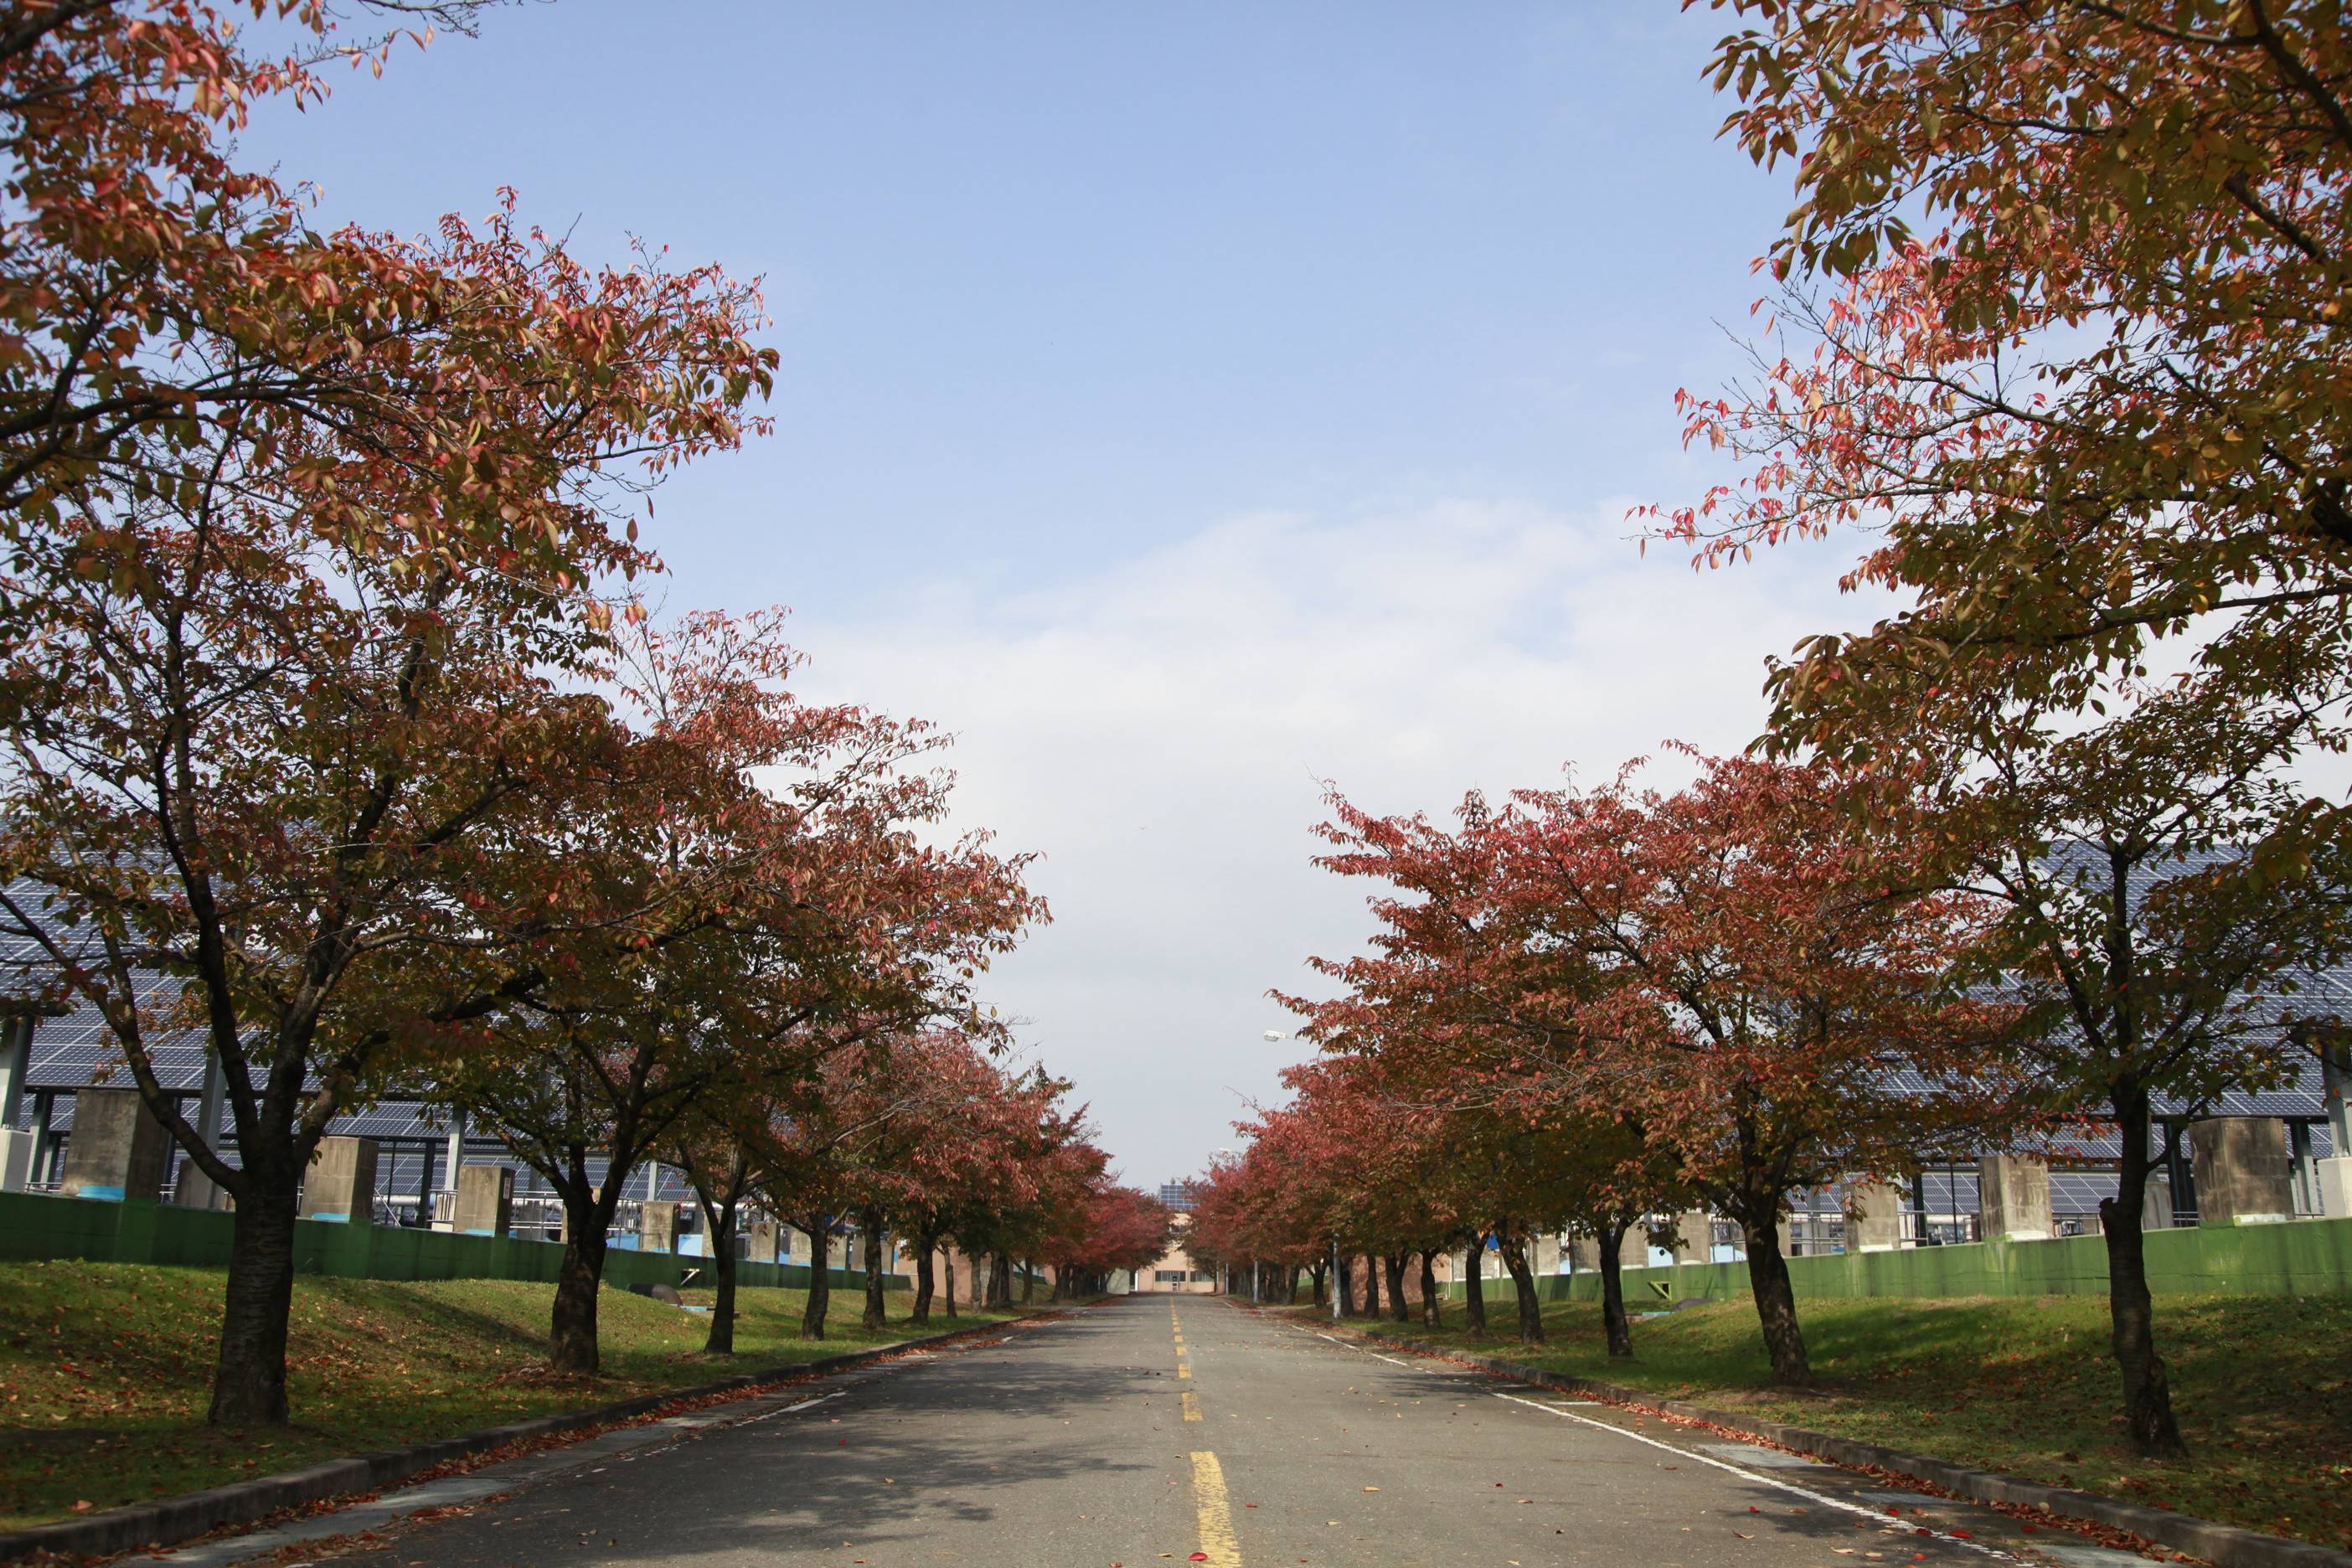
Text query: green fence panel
0 1190 906 1293
1442 1215 2352 1302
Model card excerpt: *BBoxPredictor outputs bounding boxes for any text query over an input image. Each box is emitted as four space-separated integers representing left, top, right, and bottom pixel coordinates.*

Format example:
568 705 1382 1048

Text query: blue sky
246 2 1876 1184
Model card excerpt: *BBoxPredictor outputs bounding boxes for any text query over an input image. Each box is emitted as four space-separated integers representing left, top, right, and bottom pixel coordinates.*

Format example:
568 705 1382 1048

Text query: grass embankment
1282 1292 2352 1551
0 1260 1033 1531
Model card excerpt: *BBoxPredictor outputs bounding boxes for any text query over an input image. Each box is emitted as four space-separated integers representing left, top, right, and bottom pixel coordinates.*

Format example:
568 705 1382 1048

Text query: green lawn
0 1260 1035 1531
1277 1291 2352 1552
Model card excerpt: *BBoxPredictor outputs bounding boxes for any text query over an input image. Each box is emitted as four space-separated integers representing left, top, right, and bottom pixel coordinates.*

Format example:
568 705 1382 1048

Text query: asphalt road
294 1295 2133 1568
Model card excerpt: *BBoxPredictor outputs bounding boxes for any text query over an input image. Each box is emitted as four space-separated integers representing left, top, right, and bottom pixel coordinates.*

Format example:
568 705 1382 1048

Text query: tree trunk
1360 1251 1381 1318
943 1250 957 1320
1385 1251 1410 1323
2103 1083 2189 1456
551 1220 609 1375
981 1250 1007 1308
1596 1220 1633 1359
1308 1257 1328 1307
911 1235 937 1325
860 1213 887 1333
1497 1231 1544 1345
703 1193 740 1356
1739 1210 1808 1384
208 1174 300 1425
1462 1235 1488 1338
1418 1249 1442 1328
1334 1251 1356 1315
801 1221 831 1339
1022 1257 1036 1304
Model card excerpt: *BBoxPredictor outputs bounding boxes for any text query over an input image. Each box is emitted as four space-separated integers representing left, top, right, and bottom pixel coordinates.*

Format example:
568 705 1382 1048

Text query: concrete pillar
2319 1159 2352 1220
454 1163 513 1237
172 1156 226 1212
749 1218 781 1263
1977 1154 2054 1241
0 1015 33 1194
0 1126 32 1194
0 1015 30 1120
2141 1173 2174 1230
640 1199 681 1253
431 1111 467 1230
60 1087 171 1202
2187 1117 2293 1224
298 1136 379 1223
1845 1179 1904 1252
1565 1230 1645 1271
1669 1211 1713 1265
173 1047 227 1209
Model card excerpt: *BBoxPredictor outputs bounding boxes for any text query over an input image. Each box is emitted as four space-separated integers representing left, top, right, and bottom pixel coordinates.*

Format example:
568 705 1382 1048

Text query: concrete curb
0 1316 1034 1565
1311 1315 2349 1568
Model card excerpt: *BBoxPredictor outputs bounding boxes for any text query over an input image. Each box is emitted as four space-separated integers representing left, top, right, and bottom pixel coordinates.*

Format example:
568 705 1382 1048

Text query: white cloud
792 499 1889 1184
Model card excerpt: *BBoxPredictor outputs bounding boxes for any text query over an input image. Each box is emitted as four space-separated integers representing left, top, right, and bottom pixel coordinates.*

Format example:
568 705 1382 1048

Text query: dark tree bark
208 1176 299 1424
1737 1209 1808 1384
1308 1256 1328 1307
1022 1257 1036 1304
2102 1079 2188 1456
1497 1231 1545 1346
678 1150 750 1356
702 1199 740 1355
859 1210 888 1333
1461 1234 1488 1338
981 1250 1011 1308
799 1218 831 1339
1418 1249 1442 1329
1596 1220 1634 1359
910 1232 938 1325
1385 1251 1410 1323
1360 1252 1381 1318
551 1218 610 1375
1334 1251 1356 1315
943 1249 957 1320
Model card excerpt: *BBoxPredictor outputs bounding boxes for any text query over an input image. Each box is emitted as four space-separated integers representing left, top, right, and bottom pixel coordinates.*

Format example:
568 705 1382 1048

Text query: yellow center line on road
1177 1363 1191 1379
1188 1450 1241 1567
1181 1390 1201 1421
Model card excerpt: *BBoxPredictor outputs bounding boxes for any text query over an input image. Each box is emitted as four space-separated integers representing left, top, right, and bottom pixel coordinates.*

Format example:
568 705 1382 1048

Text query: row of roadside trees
1189 0 2352 1465
0 1 1168 1432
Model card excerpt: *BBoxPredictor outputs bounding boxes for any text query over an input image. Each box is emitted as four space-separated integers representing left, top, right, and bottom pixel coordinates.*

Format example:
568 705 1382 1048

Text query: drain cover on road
1697 1443 1823 1469
2027 1545 2158 1568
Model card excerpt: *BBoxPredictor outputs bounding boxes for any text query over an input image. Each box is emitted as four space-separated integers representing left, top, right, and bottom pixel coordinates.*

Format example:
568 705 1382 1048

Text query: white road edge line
735 1390 847 1429
780 1392 845 1413
1490 1392 2020 1560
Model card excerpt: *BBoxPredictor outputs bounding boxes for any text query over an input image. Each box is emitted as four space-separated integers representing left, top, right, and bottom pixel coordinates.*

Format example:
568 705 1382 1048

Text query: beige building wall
1134 1212 1217 1293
